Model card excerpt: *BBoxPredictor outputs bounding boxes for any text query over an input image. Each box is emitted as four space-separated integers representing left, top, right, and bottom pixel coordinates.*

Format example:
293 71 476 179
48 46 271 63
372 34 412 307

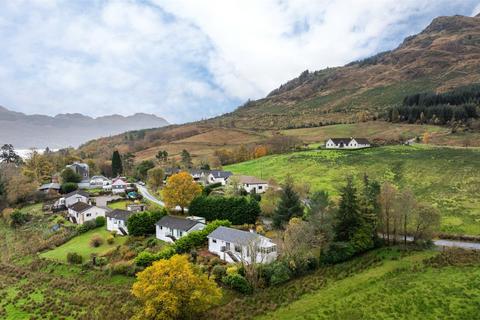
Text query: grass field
40 228 127 263
257 250 480 320
107 200 133 210
226 145 480 235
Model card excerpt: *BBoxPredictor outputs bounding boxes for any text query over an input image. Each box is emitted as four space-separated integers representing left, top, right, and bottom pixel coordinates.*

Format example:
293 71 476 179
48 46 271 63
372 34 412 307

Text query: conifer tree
334 176 362 242
273 176 303 228
111 150 123 177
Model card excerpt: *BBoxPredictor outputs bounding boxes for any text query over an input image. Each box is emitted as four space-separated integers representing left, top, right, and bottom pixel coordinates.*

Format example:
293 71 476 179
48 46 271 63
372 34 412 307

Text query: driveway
135 184 164 206
95 195 123 208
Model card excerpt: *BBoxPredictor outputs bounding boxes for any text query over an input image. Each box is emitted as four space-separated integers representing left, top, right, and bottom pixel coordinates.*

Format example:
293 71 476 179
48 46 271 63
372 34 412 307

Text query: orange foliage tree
162 172 201 214
253 145 268 158
131 255 221 320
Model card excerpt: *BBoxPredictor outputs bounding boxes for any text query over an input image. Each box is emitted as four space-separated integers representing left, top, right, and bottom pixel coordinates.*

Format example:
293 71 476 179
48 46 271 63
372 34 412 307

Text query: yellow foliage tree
253 145 268 158
162 171 201 214
131 255 221 320
422 132 431 144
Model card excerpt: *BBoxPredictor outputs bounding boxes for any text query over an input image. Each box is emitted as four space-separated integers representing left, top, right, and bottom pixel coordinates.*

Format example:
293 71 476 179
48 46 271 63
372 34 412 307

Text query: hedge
189 196 260 224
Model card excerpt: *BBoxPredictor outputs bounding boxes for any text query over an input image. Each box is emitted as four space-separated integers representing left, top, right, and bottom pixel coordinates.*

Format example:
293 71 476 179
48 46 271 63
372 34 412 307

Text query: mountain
77 14 480 160
0 106 169 148
212 14 480 129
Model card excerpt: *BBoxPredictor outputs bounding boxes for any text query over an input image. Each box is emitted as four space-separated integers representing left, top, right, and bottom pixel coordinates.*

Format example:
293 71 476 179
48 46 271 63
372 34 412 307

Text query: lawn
107 200 133 210
226 145 480 235
40 227 127 263
257 251 480 320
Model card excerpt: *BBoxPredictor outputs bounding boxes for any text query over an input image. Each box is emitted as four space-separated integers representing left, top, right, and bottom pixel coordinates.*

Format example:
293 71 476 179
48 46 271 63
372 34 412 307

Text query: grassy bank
226 145 480 235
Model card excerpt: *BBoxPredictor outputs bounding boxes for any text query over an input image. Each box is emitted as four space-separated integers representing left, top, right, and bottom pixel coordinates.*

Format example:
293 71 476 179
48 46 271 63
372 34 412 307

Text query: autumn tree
162 172 201 214
422 132 431 144
22 151 54 184
378 182 397 244
147 167 164 191
132 255 222 320
253 145 268 158
260 186 281 216
395 188 416 247
412 203 440 242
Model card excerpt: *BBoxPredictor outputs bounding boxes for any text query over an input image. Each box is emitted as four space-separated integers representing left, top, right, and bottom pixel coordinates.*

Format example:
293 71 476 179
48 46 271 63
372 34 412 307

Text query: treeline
388 84 480 124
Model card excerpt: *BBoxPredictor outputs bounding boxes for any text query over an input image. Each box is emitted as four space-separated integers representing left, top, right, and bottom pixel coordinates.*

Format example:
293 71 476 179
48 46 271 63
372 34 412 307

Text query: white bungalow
112 177 128 194
155 216 206 243
236 175 269 194
325 138 371 149
90 175 110 187
208 226 277 264
67 202 106 224
106 209 134 235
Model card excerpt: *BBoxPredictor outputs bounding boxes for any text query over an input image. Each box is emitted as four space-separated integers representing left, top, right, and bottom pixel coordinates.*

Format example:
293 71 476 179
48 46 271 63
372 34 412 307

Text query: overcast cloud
0 0 478 123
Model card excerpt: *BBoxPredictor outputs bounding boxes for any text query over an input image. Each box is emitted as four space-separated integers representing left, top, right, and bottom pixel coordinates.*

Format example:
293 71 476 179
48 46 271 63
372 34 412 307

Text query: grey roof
209 170 233 179
189 169 210 176
208 226 260 245
156 215 203 231
106 209 135 221
329 138 352 144
38 183 61 190
64 190 89 199
69 201 93 213
352 138 370 144
237 175 268 185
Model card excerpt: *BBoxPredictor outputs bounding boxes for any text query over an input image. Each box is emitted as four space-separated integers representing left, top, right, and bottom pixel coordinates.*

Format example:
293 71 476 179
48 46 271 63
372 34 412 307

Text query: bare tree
394 188 417 247
378 182 397 245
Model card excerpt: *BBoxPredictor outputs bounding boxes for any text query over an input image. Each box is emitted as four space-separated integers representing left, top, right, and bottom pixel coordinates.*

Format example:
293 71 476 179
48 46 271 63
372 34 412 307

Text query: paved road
136 184 164 206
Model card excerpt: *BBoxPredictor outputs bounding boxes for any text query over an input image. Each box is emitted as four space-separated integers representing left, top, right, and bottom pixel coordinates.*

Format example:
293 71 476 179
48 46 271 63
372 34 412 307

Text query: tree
181 149 192 169
189 196 260 225
111 150 123 177
412 203 440 242
334 177 362 242
378 182 397 244
5 174 36 204
156 150 169 164
132 255 221 320
134 160 155 181
260 187 281 216
61 182 78 194
22 151 54 183
253 145 268 158
61 167 82 183
395 188 416 247
0 144 22 164
422 132 431 144
273 176 303 228
122 152 136 177
147 167 164 191
127 210 166 236
162 172 202 214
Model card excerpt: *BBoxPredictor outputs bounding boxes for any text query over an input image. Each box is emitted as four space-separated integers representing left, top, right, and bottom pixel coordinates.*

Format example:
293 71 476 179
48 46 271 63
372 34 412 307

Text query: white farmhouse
112 177 128 194
106 209 135 235
207 170 233 185
90 175 110 187
155 216 206 243
208 226 277 264
325 138 371 149
67 202 106 224
237 175 269 194
63 190 90 208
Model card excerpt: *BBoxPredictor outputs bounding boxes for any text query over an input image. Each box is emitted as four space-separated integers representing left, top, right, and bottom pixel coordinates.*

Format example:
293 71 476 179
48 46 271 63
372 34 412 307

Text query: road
136 184 164 206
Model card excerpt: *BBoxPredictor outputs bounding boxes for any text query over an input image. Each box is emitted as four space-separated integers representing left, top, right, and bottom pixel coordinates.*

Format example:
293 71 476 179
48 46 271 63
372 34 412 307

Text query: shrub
61 182 78 194
90 234 104 248
67 252 83 264
95 216 106 227
268 262 291 286
321 242 355 264
106 261 136 276
135 251 159 267
212 265 227 280
77 220 97 234
127 210 166 236
106 235 115 245
9 209 29 227
222 273 252 294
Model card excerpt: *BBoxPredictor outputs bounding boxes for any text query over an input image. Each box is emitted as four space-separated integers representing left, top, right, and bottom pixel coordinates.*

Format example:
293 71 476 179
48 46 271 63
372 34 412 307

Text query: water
15 149 58 160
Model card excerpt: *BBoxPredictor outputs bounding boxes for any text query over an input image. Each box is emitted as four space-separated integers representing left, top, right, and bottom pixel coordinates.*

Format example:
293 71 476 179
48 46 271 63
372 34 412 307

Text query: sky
0 0 479 124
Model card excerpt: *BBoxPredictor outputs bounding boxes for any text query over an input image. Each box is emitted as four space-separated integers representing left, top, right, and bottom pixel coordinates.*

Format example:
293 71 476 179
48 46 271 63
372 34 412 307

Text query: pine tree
111 150 123 177
334 176 363 242
273 176 303 228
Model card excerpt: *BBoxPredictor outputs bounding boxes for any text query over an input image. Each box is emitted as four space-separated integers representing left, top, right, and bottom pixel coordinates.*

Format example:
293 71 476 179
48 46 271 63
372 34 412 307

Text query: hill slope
214 14 480 129
0 106 169 148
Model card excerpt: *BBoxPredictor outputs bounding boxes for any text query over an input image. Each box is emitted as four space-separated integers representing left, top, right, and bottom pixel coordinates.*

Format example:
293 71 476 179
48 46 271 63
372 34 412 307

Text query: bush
135 251 159 267
106 261 136 276
212 265 227 280
222 273 252 294
189 196 260 224
321 242 355 264
67 252 83 264
106 235 115 245
95 216 106 227
9 209 29 227
61 182 78 194
90 234 104 247
77 220 97 234
127 210 166 236
263 261 291 286
61 168 82 183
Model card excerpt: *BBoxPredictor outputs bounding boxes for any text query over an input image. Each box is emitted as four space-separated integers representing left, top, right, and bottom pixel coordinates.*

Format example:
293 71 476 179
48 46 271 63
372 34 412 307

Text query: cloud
0 0 478 123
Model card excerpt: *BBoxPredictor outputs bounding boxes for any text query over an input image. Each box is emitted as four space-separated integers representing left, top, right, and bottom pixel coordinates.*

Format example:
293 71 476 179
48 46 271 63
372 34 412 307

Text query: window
225 242 231 250
212 239 217 243
258 186 263 190
234 245 242 253
160 226 163 230
86 213 91 217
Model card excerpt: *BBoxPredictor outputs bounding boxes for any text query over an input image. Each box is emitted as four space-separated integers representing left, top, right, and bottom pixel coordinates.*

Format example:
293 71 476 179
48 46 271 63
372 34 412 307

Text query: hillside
226 145 480 235
76 14 480 161
213 14 480 129
0 106 169 148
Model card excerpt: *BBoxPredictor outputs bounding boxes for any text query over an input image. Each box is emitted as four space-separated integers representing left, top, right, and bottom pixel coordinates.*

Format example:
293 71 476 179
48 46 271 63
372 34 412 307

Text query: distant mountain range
0 106 169 148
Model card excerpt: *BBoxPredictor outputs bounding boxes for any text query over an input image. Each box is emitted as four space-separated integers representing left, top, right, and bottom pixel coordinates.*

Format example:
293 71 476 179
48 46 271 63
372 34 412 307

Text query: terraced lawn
226 145 480 235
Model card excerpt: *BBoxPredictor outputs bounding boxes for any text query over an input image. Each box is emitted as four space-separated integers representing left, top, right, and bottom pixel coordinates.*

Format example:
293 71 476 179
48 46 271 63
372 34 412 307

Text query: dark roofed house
207 170 233 186
208 226 277 264
68 202 106 225
38 182 61 194
106 209 135 235
63 190 90 208
156 215 205 243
